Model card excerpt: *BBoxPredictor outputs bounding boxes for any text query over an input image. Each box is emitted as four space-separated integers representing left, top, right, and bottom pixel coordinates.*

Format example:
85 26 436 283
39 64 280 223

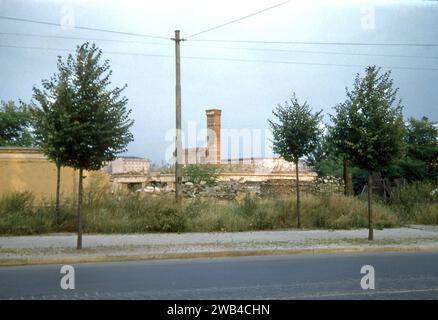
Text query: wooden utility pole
174 30 183 206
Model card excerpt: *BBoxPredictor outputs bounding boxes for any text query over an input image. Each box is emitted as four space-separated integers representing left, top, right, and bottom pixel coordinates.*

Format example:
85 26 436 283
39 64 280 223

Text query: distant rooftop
118 156 150 161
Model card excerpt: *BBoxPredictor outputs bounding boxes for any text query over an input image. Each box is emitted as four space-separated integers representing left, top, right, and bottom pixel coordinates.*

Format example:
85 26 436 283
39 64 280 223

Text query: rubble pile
136 176 344 199
182 179 261 200
313 176 344 194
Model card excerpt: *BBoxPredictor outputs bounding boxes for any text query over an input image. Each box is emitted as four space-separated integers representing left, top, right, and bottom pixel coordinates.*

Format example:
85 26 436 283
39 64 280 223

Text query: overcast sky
1 0 437 164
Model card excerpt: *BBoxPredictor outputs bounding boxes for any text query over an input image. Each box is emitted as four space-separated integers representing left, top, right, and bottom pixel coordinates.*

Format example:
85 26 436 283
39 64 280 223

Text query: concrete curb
2 245 438 267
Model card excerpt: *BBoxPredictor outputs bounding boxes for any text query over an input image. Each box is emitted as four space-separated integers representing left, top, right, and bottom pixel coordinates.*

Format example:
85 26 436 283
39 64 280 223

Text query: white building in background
103 156 151 175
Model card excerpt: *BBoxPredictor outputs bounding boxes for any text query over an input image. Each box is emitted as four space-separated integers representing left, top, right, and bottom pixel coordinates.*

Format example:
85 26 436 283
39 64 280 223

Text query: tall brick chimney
206 109 221 164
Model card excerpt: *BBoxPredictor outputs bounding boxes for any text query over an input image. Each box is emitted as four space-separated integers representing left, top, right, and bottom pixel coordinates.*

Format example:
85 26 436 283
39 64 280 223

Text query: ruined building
182 108 310 174
183 108 221 165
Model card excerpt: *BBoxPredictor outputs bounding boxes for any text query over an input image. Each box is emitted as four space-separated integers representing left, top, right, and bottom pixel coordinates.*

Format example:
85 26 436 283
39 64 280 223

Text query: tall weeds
1 181 436 235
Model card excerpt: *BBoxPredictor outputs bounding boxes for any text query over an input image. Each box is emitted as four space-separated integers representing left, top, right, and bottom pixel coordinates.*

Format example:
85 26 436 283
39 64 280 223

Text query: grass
0 181 436 236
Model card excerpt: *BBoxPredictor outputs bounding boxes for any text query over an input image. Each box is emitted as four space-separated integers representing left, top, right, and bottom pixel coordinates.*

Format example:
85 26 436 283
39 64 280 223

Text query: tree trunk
343 158 353 196
295 160 301 229
368 169 374 241
55 161 61 227
77 168 83 250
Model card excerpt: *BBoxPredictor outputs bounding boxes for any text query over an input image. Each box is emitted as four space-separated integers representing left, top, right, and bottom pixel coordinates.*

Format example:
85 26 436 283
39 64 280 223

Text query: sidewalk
1 227 438 266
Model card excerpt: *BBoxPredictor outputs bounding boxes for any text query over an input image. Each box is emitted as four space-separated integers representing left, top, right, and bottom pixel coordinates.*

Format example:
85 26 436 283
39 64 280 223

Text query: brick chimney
206 109 221 164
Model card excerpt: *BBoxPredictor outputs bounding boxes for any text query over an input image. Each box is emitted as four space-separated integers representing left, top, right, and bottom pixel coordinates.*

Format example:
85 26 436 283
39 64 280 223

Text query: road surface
1 251 438 299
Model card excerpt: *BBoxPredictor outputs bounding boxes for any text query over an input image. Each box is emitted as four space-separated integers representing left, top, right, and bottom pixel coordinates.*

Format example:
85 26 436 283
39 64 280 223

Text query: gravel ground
1 227 438 249
1 227 438 265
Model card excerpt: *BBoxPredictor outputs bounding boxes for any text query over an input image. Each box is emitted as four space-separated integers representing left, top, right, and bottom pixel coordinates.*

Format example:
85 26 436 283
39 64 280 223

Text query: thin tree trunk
77 168 83 250
368 169 374 241
55 161 61 227
295 160 301 229
343 158 353 196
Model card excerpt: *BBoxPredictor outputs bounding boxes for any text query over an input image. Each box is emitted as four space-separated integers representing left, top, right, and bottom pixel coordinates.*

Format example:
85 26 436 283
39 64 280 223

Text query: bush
0 192 53 234
83 194 185 233
388 181 438 222
415 203 438 225
6 181 438 236
183 164 220 186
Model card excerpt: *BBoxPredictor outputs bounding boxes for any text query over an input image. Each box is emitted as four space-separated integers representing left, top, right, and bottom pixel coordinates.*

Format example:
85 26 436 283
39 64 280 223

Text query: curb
2 245 438 267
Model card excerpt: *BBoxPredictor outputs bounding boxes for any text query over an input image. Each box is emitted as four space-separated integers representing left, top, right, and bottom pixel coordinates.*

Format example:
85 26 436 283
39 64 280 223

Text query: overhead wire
2 32 438 60
1 44 437 72
0 15 170 40
187 38 438 47
0 31 172 46
185 0 291 39
1 13 438 71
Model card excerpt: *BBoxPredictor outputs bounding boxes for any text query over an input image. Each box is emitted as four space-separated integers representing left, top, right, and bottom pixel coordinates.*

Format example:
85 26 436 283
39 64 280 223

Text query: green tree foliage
38 43 134 249
306 133 343 176
392 117 437 181
268 93 322 228
0 100 34 147
405 117 438 166
61 44 134 172
330 66 405 240
305 133 329 172
306 133 367 195
184 164 220 186
384 117 438 182
32 57 74 225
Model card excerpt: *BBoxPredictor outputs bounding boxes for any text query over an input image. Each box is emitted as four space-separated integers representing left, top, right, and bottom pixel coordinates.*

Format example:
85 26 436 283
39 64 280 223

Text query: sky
0 0 437 164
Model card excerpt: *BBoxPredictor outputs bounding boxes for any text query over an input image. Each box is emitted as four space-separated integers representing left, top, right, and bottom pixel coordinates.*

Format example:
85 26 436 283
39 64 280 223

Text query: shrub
388 181 438 222
0 192 53 234
4 185 432 236
183 164 220 185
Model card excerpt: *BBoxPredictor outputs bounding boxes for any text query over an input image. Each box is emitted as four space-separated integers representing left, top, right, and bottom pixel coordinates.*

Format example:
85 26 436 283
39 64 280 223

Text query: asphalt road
1 251 438 299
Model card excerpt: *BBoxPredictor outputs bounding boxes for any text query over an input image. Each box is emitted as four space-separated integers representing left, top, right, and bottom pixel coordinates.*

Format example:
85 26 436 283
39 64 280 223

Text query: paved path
1 227 438 248
1 227 438 266
1 252 438 299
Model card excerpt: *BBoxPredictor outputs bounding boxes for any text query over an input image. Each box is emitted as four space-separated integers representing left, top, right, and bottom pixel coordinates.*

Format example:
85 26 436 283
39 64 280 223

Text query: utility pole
173 30 183 206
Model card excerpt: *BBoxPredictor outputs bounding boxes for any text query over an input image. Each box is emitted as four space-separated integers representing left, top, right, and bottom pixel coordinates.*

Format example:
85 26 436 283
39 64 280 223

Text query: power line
3 31 438 60
184 43 438 60
3 15 437 48
0 16 170 40
188 38 438 47
0 44 173 58
2 44 438 72
180 56 438 72
0 32 172 47
185 0 290 39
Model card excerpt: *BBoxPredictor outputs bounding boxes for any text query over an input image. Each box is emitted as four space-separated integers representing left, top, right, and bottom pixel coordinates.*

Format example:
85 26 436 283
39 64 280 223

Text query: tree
44 43 134 249
268 93 322 228
325 126 354 196
305 132 328 171
328 107 353 196
384 117 438 182
184 164 220 186
32 58 74 226
0 100 34 147
307 130 353 195
405 117 438 180
330 66 405 240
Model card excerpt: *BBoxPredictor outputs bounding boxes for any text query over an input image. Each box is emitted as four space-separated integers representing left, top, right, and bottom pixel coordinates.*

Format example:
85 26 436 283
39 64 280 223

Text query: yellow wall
0 147 107 201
